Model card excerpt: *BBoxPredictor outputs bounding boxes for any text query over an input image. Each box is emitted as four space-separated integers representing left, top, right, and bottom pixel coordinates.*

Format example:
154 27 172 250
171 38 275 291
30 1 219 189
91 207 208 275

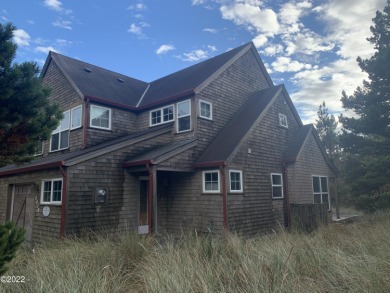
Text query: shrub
0 222 25 275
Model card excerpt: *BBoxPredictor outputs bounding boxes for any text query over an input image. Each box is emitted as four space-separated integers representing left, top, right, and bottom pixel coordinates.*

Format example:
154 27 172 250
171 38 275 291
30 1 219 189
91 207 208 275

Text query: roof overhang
0 160 65 177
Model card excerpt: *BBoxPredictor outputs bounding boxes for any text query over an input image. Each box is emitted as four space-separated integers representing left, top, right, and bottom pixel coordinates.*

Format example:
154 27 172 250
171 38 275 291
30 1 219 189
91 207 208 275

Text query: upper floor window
51 110 70 152
229 170 243 192
271 173 283 199
90 105 111 130
199 100 212 120
41 178 63 204
71 105 82 129
150 105 174 126
279 113 288 128
34 141 44 156
177 100 191 132
312 176 330 210
202 170 220 193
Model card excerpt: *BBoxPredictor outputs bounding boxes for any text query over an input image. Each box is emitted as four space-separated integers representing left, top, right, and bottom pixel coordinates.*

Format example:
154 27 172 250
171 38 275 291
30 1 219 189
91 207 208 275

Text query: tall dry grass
2 212 390 292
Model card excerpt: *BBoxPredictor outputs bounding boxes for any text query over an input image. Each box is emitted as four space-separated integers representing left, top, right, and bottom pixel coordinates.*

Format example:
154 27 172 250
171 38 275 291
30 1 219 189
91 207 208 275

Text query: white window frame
149 104 174 127
312 175 330 210
71 105 83 130
229 170 243 193
176 99 191 133
50 110 70 152
41 178 63 205
34 141 44 156
279 113 288 128
199 99 213 120
202 170 220 193
90 105 112 130
271 173 284 199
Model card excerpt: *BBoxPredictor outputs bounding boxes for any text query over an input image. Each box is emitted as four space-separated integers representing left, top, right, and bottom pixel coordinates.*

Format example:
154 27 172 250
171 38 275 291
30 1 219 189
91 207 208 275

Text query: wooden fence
290 203 328 233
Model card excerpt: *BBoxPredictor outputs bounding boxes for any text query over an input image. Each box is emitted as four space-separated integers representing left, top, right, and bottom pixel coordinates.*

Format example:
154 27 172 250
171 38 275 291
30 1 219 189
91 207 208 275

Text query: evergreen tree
315 101 339 161
339 1 390 197
0 23 62 167
0 222 24 275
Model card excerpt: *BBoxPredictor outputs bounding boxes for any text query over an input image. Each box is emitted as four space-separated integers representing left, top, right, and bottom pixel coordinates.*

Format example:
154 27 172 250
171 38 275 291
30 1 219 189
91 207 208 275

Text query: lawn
2 212 390 292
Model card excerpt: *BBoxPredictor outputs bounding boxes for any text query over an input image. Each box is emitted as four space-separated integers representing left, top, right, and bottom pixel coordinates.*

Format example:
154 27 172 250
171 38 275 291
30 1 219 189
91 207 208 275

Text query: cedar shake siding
0 42 338 240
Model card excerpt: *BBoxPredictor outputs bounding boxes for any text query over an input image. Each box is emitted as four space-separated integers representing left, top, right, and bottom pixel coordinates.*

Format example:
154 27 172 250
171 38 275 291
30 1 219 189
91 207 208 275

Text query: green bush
353 192 390 213
0 222 25 275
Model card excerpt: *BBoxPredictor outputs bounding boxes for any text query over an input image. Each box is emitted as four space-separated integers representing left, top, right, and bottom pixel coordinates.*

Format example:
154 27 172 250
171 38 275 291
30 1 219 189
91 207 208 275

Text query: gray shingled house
0 42 338 242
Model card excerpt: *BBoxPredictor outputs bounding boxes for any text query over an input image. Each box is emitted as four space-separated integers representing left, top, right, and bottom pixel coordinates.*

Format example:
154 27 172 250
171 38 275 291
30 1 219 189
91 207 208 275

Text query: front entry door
138 179 149 234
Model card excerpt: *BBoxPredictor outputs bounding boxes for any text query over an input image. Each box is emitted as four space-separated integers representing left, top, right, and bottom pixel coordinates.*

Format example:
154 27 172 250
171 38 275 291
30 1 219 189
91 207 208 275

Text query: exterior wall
194 49 271 160
227 91 300 233
157 170 224 234
86 103 137 147
42 60 85 154
65 132 172 234
287 132 336 206
0 168 63 243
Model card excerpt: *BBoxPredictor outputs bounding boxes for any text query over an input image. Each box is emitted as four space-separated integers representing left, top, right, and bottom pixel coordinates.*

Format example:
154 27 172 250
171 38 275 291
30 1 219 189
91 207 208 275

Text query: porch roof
122 139 197 167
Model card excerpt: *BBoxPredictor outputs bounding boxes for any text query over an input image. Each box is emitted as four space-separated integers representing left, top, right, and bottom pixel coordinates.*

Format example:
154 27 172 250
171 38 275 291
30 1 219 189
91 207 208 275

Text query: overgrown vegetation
0 221 24 275
2 213 390 292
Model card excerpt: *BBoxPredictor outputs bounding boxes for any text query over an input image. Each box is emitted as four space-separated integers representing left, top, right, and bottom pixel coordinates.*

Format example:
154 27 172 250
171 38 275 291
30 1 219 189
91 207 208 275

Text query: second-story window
51 110 70 152
177 100 191 132
71 105 82 129
279 113 288 128
90 105 111 130
199 100 212 120
150 105 174 126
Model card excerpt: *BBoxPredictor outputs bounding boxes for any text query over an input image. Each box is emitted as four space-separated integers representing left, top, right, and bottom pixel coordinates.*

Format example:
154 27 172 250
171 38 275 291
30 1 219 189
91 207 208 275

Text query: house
0 42 338 242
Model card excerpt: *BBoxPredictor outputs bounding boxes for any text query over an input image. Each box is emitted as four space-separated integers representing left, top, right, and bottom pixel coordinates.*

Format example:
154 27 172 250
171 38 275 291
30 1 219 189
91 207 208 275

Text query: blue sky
1 0 387 123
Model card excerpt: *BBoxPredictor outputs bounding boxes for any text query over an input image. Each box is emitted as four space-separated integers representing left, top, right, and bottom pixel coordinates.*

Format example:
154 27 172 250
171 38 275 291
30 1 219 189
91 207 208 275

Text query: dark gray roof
283 124 313 162
139 43 251 107
195 85 283 166
0 124 171 176
43 43 255 109
48 52 148 107
123 139 197 166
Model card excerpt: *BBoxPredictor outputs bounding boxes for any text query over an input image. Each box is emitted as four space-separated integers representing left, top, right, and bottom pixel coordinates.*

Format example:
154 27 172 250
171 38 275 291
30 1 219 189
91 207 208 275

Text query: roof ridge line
136 83 151 108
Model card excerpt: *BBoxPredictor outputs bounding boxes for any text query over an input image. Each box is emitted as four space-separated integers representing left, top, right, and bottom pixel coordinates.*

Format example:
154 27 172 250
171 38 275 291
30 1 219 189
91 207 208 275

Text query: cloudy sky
1 0 387 123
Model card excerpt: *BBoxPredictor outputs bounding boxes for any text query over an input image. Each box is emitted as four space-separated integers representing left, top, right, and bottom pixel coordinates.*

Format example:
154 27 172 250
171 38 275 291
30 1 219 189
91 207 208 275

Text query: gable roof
41 42 272 110
284 124 338 174
0 124 172 177
194 85 283 167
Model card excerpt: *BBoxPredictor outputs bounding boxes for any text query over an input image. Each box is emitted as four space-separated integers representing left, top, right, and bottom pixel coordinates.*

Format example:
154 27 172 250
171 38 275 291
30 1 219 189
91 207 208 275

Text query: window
177 100 191 132
71 105 82 129
150 105 174 126
51 110 70 152
312 176 329 210
203 170 220 193
229 170 243 192
279 113 288 128
90 105 111 130
34 141 44 156
199 100 212 120
41 178 63 204
271 173 283 199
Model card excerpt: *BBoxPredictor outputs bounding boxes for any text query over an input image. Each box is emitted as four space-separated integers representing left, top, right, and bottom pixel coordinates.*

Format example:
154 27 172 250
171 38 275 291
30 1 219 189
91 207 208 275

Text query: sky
1 0 387 124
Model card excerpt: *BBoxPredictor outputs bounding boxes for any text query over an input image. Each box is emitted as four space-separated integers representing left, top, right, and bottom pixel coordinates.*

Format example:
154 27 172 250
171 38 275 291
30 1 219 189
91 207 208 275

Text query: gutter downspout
59 164 67 238
283 162 291 227
146 164 153 235
219 163 228 230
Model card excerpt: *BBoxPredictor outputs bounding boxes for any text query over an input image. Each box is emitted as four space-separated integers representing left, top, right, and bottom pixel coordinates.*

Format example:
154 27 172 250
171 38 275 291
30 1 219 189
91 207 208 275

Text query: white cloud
35 46 59 54
208 45 217 52
220 2 279 35
127 23 147 38
43 0 63 11
272 56 312 73
156 44 175 55
203 28 218 34
127 3 148 11
279 1 312 25
261 44 284 56
176 49 209 62
13 29 31 47
52 18 72 30
252 34 268 48
192 0 207 5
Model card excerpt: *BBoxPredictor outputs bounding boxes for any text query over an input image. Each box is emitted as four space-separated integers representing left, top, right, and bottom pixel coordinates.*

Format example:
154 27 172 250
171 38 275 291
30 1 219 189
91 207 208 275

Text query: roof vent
84 68 92 73
117 78 124 83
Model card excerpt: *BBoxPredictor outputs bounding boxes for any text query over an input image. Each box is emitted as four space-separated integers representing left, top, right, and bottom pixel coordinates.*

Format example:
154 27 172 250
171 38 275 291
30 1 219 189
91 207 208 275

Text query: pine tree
339 1 390 197
0 222 24 275
0 23 63 167
315 101 339 162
